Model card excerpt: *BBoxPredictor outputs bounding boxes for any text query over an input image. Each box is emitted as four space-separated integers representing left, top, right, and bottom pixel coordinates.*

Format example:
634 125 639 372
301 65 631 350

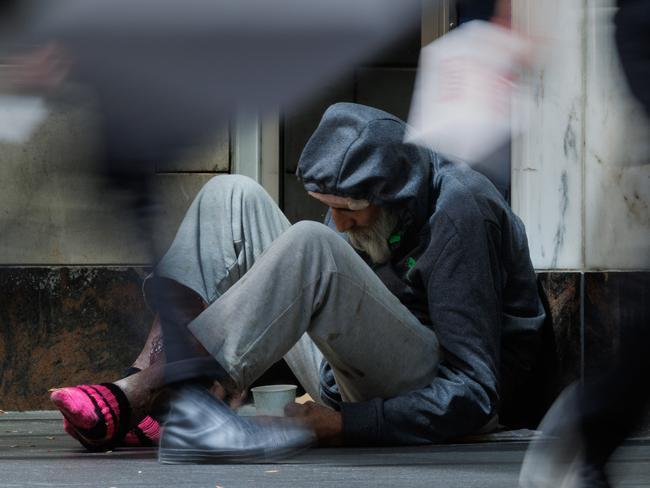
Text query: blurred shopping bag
0 95 48 143
406 20 532 164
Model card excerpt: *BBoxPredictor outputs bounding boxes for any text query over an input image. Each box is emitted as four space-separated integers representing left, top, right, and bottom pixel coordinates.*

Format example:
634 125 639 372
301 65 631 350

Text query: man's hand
285 401 343 446
210 381 247 410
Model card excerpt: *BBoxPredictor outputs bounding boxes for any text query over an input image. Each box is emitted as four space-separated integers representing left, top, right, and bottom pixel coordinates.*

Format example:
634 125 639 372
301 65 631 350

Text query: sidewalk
2 411 650 488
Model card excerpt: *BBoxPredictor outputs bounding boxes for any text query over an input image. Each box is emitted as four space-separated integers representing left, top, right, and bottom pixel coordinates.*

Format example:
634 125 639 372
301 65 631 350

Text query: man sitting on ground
51 103 545 459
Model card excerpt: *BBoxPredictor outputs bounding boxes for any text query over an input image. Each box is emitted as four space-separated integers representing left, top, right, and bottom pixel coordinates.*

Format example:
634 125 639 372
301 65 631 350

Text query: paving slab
1 411 649 488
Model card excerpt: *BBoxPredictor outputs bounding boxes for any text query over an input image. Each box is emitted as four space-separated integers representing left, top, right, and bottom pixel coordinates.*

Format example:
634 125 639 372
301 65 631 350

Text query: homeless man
50 103 545 461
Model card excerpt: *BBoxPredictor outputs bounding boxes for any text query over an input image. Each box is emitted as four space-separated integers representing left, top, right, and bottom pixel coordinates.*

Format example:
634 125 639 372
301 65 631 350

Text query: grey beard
347 209 399 264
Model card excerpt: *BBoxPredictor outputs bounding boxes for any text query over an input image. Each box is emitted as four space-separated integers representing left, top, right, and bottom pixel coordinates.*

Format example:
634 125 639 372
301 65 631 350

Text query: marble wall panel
0 267 152 410
512 0 585 270
584 2 650 269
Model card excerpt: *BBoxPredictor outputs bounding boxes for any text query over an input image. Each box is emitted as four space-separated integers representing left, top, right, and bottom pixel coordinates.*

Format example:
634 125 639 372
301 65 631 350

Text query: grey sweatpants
154 175 439 404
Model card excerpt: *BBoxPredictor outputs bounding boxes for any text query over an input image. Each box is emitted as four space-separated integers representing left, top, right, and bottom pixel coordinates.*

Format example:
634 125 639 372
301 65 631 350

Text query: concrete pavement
1 411 649 488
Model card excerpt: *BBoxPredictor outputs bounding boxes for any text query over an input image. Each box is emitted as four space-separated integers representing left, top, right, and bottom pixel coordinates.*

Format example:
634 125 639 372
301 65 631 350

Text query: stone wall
0 92 230 409
0 267 151 410
511 0 650 431
0 93 230 265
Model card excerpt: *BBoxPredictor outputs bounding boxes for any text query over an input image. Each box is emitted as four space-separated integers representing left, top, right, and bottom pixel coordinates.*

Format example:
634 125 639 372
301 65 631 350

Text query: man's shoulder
433 166 504 222
433 167 498 224
427 163 527 248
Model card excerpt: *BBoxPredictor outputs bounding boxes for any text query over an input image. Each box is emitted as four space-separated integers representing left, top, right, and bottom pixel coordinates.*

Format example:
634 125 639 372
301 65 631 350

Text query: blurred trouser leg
580 274 650 468
521 275 650 487
577 0 650 471
615 0 650 118
186 220 440 402
146 174 291 384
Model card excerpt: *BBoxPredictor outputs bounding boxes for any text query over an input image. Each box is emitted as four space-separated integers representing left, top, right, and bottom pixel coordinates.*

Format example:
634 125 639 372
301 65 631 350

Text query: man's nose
331 209 354 232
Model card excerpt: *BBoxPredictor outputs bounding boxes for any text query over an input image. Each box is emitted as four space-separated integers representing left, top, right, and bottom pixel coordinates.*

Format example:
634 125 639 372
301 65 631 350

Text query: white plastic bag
406 21 532 164
0 95 48 143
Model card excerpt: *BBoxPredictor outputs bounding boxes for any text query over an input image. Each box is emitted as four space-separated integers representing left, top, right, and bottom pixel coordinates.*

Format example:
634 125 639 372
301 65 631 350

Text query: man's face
330 205 398 264
329 205 381 233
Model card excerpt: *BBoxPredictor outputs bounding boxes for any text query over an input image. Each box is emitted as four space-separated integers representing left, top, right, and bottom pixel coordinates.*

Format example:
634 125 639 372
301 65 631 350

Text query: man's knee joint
288 221 339 247
200 174 267 207
202 174 260 194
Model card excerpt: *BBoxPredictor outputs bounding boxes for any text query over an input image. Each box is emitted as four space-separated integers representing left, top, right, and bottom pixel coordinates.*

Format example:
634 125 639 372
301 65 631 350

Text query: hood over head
296 102 435 232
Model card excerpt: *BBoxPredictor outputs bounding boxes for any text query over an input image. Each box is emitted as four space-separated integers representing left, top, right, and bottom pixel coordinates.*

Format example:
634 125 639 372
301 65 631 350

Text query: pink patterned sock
50 383 130 451
61 417 82 441
123 416 160 447
58 394 158 448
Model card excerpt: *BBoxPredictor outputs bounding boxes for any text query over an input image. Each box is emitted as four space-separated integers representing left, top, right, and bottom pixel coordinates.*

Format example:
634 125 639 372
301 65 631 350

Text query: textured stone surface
585 271 650 436
0 91 229 266
584 272 650 436
0 267 152 410
500 273 582 428
511 0 585 269
584 273 620 377
537 272 582 390
282 78 353 224
0 263 642 422
584 272 650 377
155 126 230 173
355 68 417 122
281 18 420 224
584 4 650 269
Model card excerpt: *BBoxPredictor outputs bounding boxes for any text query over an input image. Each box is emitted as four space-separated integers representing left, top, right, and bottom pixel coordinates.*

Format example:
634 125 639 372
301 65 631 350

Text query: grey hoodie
297 103 545 446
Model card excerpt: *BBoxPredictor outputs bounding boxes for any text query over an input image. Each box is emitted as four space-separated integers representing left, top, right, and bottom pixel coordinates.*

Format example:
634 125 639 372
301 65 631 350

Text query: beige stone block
0 99 226 265
156 127 230 173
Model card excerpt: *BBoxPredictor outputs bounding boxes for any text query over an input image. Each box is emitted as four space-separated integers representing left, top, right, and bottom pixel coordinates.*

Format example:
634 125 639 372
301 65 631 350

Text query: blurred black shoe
158 384 315 464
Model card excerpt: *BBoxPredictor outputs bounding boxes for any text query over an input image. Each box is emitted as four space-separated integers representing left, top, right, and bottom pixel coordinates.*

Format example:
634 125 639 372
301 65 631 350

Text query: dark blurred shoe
519 383 610 488
158 384 315 464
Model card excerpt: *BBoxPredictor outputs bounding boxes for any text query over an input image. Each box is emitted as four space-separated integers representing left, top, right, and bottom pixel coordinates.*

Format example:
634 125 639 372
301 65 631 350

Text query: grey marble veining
584 3 650 269
512 0 584 270
513 0 650 271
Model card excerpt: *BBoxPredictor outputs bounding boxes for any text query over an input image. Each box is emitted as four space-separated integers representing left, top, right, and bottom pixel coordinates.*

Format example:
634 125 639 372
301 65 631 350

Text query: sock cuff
124 416 160 447
101 383 131 442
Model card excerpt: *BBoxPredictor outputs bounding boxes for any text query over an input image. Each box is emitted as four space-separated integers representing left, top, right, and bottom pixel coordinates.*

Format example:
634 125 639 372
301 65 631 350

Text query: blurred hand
285 401 343 446
5 42 71 91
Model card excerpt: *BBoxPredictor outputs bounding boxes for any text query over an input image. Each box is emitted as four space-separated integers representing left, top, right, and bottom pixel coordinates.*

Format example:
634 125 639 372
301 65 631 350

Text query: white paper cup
250 384 297 416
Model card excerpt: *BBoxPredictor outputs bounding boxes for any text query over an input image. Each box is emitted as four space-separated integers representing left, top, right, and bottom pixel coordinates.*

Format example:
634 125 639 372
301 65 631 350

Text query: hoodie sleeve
340 210 504 445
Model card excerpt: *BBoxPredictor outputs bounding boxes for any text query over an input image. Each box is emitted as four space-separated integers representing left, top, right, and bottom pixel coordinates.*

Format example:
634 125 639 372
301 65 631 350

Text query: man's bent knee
197 174 273 215
200 174 265 200
284 221 344 251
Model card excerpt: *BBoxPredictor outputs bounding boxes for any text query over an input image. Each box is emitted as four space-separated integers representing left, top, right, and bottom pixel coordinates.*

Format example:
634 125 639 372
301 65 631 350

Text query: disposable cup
250 384 297 416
